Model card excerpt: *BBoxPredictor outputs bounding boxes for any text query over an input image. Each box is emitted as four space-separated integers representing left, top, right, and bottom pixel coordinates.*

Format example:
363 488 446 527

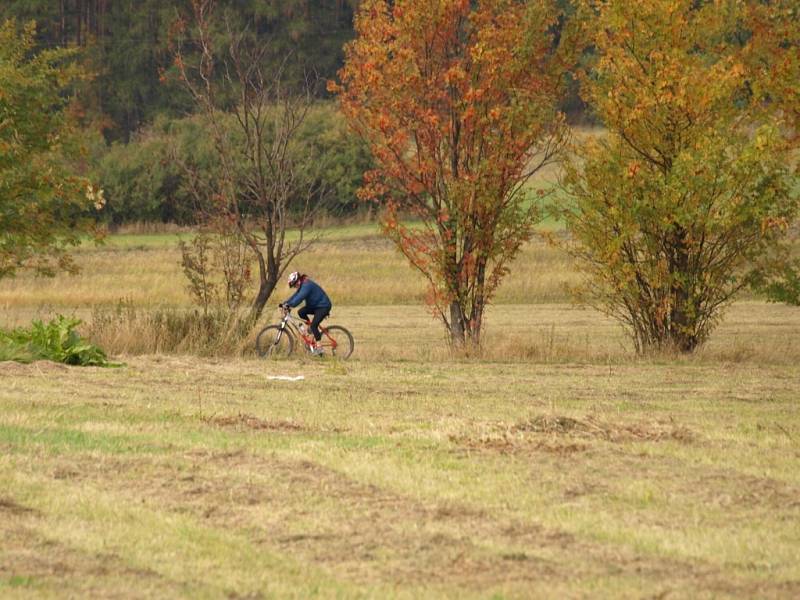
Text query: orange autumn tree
332 0 569 348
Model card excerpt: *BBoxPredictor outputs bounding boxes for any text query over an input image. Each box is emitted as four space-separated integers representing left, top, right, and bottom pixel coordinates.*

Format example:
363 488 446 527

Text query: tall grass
86 301 252 357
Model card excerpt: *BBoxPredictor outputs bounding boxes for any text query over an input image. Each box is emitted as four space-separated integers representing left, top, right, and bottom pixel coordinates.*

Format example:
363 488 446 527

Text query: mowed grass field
1 225 800 598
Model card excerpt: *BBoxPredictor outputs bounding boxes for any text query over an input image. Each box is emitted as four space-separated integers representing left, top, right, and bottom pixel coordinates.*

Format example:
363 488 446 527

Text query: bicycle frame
278 309 339 353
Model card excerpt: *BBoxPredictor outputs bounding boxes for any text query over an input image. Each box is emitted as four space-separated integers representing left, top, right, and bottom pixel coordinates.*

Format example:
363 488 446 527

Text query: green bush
299 104 375 217
0 316 116 367
96 114 210 225
752 258 800 306
95 104 374 225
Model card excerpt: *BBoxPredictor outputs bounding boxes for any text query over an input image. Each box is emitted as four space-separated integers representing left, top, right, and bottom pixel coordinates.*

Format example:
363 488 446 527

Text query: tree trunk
60 0 66 46
250 279 276 324
449 301 466 347
76 0 82 46
668 226 698 352
469 258 488 348
249 253 278 325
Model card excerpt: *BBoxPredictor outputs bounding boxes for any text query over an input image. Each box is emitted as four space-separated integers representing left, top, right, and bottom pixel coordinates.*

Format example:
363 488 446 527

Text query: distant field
0 226 797 363
0 225 578 316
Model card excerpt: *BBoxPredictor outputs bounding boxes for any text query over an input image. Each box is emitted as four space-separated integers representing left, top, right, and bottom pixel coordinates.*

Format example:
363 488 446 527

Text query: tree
562 0 800 353
172 0 329 324
0 20 101 280
743 0 800 306
333 0 569 348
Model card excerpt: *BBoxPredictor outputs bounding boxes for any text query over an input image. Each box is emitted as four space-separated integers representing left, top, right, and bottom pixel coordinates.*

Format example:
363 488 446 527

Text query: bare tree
172 0 327 324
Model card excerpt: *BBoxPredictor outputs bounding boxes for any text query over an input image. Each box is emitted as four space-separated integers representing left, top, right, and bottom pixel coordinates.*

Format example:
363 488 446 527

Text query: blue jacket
284 278 332 310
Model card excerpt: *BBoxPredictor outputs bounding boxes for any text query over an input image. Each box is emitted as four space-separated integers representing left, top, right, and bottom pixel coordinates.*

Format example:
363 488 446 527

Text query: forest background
0 1 587 225
0 0 582 227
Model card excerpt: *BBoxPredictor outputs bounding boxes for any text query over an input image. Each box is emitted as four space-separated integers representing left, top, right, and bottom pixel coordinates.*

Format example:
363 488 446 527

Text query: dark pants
298 305 331 341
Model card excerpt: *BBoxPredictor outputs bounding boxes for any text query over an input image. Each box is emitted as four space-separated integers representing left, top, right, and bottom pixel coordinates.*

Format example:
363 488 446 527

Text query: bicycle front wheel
256 325 294 358
319 325 354 359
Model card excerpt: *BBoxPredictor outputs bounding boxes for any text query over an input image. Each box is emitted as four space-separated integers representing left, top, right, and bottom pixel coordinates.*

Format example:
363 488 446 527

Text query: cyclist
279 271 332 355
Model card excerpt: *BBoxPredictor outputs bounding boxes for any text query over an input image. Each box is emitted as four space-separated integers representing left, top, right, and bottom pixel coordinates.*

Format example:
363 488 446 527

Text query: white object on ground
267 375 305 382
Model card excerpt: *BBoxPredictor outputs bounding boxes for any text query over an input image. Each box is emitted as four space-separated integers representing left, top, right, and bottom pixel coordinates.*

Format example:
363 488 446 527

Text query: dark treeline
0 1 585 141
0 1 361 141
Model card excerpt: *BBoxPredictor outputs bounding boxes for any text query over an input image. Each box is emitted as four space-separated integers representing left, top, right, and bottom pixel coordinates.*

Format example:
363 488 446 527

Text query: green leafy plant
0 316 118 367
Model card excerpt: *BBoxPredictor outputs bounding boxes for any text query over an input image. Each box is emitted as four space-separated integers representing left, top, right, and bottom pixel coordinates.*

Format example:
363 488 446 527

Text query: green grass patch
0 424 165 455
3 576 36 588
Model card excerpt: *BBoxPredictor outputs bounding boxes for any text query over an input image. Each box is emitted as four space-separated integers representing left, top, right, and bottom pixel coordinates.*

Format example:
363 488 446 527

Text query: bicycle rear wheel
255 325 294 358
318 325 354 359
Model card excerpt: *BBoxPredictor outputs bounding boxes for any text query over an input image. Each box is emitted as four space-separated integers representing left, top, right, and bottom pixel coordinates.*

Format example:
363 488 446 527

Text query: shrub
0 316 116 367
299 104 375 217
178 224 252 316
96 115 214 225
751 257 800 306
95 105 374 226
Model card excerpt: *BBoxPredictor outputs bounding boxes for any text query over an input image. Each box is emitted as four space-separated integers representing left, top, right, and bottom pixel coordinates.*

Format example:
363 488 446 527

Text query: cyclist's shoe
310 345 325 356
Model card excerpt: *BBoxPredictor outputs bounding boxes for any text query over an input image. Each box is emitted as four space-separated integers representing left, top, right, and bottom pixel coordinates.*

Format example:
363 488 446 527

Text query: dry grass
109 221 195 235
0 227 578 313
1 355 799 597
85 304 253 357
22 300 792 364
284 302 799 365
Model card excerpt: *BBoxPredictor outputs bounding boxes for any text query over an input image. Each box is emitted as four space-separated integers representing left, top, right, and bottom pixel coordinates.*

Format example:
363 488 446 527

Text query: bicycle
255 306 354 359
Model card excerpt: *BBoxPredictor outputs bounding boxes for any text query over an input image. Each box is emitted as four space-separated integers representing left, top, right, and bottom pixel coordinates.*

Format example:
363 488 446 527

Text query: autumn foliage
563 0 800 353
743 0 800 305
333 0 568 347
744 0 799 142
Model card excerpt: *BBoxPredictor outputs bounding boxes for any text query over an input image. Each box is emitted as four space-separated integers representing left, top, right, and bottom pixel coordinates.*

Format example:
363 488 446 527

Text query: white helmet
288 271 301 288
